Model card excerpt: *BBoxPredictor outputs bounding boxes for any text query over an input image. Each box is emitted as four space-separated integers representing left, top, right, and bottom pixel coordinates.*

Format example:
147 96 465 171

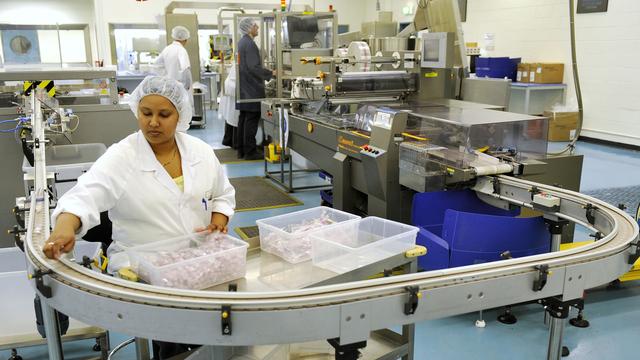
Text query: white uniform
52 131 235 253
156 41 193 90
219 67 240 127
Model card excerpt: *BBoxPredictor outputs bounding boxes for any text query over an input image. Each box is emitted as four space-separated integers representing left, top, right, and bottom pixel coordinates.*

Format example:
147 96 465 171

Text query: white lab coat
156 41 193 91
219 67 240 127
52 131 236 256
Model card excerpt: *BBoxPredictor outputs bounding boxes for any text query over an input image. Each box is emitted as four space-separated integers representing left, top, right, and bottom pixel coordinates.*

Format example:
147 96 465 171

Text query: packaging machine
251 3 582 229
19 87 640 359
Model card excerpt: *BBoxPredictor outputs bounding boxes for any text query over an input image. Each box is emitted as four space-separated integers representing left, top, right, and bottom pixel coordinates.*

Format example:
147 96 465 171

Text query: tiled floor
3 111 639 359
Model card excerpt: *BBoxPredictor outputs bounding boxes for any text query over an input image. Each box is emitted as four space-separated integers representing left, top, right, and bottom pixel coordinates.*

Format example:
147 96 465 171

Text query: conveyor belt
21 91 640 348
23 175 639 346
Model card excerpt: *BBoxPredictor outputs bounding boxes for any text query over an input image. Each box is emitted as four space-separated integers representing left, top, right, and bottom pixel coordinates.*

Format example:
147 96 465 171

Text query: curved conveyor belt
24 176 639 346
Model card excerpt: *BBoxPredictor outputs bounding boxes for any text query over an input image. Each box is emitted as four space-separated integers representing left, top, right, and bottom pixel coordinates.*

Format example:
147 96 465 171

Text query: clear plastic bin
256 206 360 263
128 233 248 290
311 217 418 274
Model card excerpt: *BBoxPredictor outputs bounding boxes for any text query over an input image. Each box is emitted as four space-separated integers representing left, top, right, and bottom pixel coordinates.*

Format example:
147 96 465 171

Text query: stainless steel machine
250 3 582 229
0 67 138 248
19 85 640 360
12 3 639 360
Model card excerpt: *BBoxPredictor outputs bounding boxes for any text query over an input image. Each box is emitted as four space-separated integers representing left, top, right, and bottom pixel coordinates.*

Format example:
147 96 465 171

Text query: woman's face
137 95 179 146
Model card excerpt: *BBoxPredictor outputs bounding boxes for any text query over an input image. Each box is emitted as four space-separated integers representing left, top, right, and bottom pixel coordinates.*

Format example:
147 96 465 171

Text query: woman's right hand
43 213 81 259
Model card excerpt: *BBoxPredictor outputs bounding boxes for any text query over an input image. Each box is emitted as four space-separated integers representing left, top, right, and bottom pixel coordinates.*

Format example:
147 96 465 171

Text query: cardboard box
531 63 564 84
544 111 578 141
517 63 530 83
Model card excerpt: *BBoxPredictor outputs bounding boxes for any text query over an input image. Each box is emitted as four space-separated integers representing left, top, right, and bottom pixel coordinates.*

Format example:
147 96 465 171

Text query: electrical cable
549 0 583 156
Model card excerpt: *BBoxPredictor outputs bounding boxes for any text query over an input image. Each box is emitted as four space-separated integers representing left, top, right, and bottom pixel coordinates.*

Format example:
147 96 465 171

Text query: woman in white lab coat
220 65 240 148
43 76 235 261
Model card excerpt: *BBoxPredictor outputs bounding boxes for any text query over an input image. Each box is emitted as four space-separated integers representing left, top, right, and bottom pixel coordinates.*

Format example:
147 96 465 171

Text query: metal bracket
221 284 237 336
327 338 367 360
29 269 54 298
584 203 597 225
80 256 92 269
538 297 579 319
404 286 421 315
492 177 500 195
545 219 568 235
533 264 550 292
589 231 603 240
629 239 640 265
529 185 540 200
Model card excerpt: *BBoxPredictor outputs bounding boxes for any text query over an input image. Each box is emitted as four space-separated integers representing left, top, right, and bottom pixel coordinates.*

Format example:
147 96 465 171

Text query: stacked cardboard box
544 111 579 141
516 63 565 84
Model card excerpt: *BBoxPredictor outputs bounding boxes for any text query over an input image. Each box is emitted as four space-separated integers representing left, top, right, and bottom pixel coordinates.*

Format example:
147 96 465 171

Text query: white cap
239 17 257 36
129 76 192 132
171 26 190 41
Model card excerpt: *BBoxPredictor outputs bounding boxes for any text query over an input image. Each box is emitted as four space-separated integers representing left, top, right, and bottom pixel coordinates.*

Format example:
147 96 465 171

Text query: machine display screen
373 111 393 129
423 39 441 62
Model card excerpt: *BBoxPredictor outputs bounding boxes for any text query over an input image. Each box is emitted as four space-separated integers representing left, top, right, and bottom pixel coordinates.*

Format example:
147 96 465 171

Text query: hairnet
129 76 192 132
239 17 257 36
171 26 191 41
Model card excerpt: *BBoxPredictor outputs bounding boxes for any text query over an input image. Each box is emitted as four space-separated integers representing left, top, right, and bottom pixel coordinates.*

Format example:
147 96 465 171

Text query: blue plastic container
475 57 521 81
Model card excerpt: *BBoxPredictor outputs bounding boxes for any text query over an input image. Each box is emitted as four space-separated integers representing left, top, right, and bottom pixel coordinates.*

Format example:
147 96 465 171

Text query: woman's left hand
195 212 229 234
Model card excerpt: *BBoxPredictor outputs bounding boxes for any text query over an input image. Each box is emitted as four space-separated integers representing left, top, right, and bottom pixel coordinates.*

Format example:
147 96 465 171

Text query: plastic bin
128 233 248 290
22 143 106 196
311 217 418 274
476 57 521 81
256 206 360 263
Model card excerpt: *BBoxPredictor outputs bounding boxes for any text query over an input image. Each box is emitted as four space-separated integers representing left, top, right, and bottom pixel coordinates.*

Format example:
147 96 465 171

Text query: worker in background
236 17 276 160
42 76 236 359
156 26 193 91
220 66 240 148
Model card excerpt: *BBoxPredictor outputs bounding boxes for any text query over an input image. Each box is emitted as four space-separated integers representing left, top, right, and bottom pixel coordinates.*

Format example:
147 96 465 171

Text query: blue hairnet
129 76 192 132
171 26 191 41
239 17 257 36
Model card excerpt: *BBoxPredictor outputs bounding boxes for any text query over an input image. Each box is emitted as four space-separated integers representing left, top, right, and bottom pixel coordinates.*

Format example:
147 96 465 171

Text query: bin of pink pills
256 206 360 263
128 233 248 290
311 217 418 274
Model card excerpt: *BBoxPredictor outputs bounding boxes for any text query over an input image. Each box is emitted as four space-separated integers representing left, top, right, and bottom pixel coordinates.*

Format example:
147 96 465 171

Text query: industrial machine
250 3 582 229
11 2 640 360
18 87 640 359
0 67 138 248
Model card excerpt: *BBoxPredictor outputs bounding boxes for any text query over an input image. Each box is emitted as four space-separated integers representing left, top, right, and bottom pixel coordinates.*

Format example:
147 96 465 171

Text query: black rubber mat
584 185 640 217
230 176 302 212
235 225 259 240
214 148 262 164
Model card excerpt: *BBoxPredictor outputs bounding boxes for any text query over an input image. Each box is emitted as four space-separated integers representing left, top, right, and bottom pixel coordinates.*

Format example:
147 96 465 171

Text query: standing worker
236 17 275 160
156 26 193 91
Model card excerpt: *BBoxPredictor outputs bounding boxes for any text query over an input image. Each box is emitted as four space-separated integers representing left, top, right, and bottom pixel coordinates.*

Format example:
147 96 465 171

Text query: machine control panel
360 144 386 158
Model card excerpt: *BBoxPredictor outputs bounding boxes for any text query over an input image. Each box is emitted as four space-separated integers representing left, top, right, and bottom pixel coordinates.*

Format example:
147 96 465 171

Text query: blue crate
475 57 521 81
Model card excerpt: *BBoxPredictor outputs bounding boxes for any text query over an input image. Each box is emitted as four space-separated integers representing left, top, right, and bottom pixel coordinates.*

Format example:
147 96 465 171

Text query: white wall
93 0 368 66
462 0 640 146
0 0 98 64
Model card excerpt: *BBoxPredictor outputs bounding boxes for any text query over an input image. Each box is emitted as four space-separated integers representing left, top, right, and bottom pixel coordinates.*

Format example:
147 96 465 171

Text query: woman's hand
43 213 81 259
195 212 229 234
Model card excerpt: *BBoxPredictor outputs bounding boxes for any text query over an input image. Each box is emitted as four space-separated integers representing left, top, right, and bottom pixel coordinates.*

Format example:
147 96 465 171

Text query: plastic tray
311 217 418 274
128 233 248 290
256 206 360 263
